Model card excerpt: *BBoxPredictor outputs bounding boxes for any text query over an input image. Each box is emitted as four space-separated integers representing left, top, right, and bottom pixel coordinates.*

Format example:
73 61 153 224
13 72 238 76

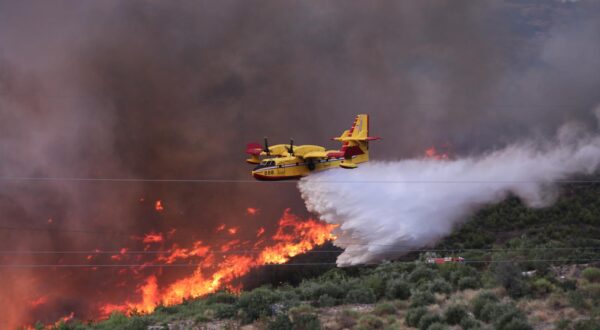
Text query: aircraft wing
301 151 328 159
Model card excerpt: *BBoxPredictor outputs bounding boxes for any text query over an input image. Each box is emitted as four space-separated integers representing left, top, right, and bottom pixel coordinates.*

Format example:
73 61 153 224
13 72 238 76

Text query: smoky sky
0 0 600 326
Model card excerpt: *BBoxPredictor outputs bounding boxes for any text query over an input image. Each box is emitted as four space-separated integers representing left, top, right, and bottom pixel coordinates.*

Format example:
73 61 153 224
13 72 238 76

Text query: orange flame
246 207 259 216
424 146 450 160
143 232 164 244
30 296 48 308
53 312 75 326
155 200 164 212
100 209 336 315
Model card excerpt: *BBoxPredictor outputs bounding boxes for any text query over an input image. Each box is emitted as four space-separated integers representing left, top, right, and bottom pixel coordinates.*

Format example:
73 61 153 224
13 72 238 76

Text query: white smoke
298 123 600 266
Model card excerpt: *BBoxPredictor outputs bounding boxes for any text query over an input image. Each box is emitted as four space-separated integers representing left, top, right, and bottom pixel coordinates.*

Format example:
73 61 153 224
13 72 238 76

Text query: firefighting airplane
246 114 380 180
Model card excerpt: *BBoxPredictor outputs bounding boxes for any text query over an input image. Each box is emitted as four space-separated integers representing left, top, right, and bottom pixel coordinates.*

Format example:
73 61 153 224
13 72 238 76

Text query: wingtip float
246 114 380 181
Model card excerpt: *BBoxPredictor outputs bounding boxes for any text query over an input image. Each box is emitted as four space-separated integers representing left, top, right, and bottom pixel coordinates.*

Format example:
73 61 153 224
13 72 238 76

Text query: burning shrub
386 279 412 300
238 287 280 324
344 287 376 304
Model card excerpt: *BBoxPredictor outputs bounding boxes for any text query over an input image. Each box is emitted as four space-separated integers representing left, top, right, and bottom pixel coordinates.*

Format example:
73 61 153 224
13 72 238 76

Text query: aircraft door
277 165 285 175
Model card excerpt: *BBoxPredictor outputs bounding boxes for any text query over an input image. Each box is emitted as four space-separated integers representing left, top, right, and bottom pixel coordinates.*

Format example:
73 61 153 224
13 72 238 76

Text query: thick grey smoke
0 0 600 326
299 120 600 265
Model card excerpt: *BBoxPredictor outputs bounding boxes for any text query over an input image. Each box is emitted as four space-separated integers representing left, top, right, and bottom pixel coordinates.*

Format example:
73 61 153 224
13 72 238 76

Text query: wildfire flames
154 200 164 212
25 208 336 326
424 145 451 160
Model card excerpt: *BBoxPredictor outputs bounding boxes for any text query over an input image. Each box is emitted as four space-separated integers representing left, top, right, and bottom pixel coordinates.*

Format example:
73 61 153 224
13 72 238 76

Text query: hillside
42 179 600 330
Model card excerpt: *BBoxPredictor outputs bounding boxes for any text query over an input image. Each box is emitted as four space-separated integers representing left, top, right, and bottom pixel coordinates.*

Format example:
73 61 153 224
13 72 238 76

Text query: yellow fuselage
252 153 368 180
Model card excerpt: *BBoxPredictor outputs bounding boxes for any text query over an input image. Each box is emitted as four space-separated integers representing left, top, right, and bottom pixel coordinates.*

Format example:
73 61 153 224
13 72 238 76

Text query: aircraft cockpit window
254 160 276 171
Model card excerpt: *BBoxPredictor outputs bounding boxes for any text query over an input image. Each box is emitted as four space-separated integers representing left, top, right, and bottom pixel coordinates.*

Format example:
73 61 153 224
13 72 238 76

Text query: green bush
386 279 411 300
555 319 571 330
206 291 238 305
373 302 396 316
289 305 321 330
337 309 359 329
405 307 428 327
154 304 180 314
314 281 346 299
490 305 529 330
238 288 279 323
426 323 448 330
268 314 293 330
363 274 388 299
460 317 482 330
356 314 384 330
497 317 533 330
470 291 499 319
557 279 577 291
409 266 436 284
531 278 555 297
583 283 600 301
478 302 512 323
582 267 600 283
458 276 481 290
444 304 468 325
410 291 435 307
418 313 443 330
568 290 589 310
573 319 600 330
492 263 530 298
96 312 129 328
292 314 321 330
209 303 237 319
345 287 376 304
429 278 452 294
316 294 337 307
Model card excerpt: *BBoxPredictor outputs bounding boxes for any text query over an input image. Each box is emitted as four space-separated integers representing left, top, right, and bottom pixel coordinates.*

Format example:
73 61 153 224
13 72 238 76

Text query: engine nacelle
340 160 357 169
246 155 260 164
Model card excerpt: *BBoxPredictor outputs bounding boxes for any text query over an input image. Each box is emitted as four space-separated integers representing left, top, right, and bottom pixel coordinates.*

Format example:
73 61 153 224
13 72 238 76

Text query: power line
2 246 600 255
2 177 600 184
0 258 599 268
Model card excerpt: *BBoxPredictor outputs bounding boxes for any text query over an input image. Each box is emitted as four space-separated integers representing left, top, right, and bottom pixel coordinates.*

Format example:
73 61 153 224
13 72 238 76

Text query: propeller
286 138 295 156
263 137 271 156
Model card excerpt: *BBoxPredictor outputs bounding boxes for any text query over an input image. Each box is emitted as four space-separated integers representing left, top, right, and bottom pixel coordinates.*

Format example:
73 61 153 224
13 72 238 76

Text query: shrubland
39 180 600 329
